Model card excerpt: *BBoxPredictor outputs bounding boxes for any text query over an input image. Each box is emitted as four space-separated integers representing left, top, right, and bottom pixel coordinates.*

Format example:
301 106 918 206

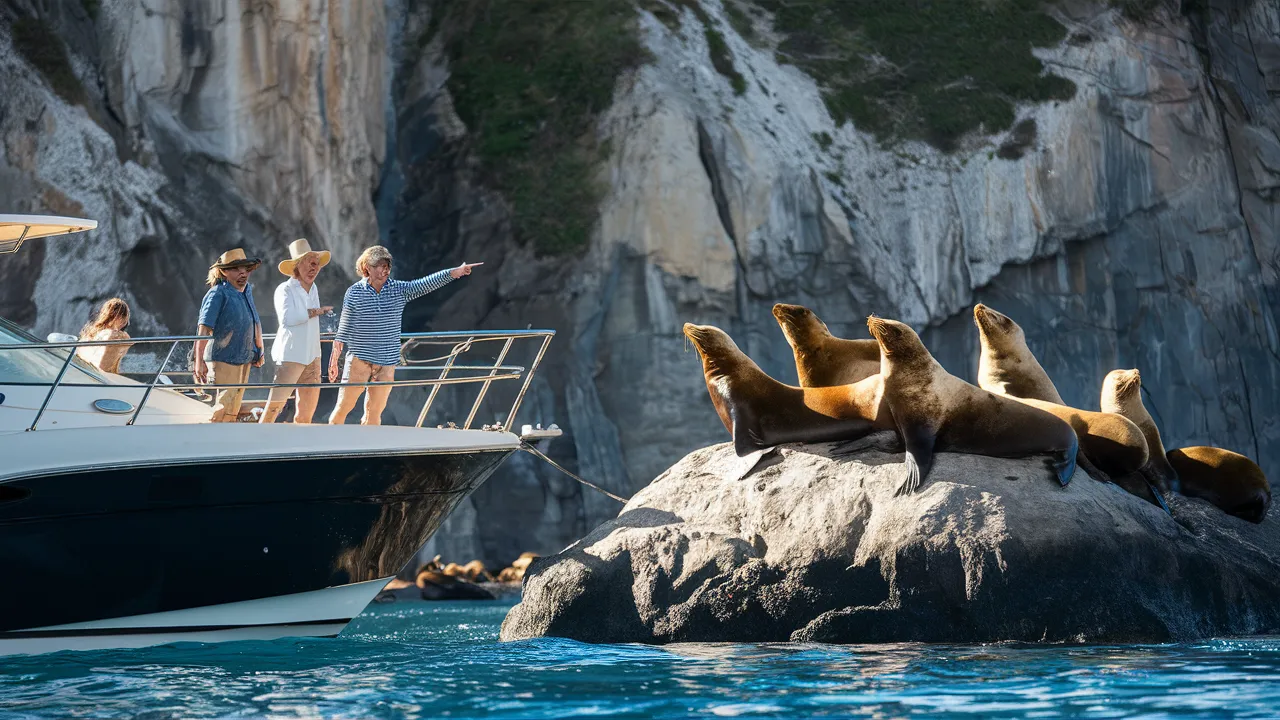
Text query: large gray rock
501 442 1280 644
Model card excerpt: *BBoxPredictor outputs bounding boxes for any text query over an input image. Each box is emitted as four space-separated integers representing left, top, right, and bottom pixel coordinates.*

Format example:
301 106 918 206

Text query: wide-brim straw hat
278 238 332 276
212 248 262 271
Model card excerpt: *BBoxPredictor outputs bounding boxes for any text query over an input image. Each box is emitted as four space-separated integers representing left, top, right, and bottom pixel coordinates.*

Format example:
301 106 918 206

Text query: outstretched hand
450 261 483 279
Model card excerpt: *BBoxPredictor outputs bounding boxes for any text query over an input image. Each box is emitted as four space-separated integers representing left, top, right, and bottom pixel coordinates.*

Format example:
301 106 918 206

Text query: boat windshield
0 316 104 385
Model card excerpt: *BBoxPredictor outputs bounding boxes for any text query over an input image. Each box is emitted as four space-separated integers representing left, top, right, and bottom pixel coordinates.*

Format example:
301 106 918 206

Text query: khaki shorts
329 356 396 426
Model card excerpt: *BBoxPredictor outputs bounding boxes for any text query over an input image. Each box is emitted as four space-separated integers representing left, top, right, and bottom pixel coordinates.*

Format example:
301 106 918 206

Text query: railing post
504 334 552 433
27 347 76 431
416 340 466 428
463 337 513 430
128 340 180 426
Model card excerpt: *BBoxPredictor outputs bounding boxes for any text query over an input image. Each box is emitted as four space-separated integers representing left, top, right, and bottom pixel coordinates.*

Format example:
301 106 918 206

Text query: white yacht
0 215 556 655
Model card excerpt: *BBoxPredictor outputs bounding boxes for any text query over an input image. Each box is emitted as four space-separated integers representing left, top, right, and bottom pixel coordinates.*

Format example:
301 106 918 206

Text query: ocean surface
4 599 1280 719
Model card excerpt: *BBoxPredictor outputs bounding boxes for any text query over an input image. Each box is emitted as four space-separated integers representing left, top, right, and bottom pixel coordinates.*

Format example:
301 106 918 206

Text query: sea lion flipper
1140 464 1177 495
1146 481 1173 517
1050 432 1080 487
731 417 765 457
895 424 935 497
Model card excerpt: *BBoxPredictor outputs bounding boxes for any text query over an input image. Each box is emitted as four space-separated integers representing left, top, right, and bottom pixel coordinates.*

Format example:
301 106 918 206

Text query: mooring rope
519 441 629 504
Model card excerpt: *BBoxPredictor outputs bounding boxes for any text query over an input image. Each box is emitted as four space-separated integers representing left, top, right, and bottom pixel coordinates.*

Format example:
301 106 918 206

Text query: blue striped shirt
335 270 456 366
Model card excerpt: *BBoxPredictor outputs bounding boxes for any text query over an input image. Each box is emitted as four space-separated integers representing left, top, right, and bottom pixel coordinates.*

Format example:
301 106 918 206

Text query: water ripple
3 602 1280 718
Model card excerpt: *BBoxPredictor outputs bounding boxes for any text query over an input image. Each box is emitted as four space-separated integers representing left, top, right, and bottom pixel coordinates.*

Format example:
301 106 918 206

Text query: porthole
93 398 135 415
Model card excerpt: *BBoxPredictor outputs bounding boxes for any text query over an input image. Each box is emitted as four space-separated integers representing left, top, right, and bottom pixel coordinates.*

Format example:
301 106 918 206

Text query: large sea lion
684 322 892 456
1100 368 1179 493
772 303 880 387
1167 447 1271 523
866 316 1079 495
973 303 1064 403
973 304 1153 494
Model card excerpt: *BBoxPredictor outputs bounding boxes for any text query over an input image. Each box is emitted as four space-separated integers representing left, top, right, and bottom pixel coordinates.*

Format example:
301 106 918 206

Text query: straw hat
211 248 262 270
277 238 332 276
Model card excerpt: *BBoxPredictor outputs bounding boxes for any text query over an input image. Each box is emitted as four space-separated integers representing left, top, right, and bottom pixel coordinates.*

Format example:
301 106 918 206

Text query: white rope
519 441 629 504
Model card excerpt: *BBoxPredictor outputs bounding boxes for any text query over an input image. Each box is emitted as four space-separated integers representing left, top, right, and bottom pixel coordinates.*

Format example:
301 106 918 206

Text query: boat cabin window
0 317 104 385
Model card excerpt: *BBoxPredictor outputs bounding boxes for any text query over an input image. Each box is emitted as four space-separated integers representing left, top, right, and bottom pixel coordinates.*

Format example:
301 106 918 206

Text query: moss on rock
753 0 1076 151
433 0 646 255
11 16 85 105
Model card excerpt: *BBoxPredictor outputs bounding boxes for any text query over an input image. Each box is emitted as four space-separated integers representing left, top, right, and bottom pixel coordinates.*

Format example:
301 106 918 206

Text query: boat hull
0 577 389 656
0 448 512 636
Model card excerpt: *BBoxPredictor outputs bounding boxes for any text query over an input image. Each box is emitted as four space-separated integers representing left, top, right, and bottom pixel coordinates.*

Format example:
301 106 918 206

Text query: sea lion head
866 316 929 368
772 303 832 348
683 322 743 377
973 303 1028 356
1101 368 1142 408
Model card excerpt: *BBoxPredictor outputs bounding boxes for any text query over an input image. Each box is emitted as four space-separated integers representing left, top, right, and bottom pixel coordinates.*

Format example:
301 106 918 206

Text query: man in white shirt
260 239 334 424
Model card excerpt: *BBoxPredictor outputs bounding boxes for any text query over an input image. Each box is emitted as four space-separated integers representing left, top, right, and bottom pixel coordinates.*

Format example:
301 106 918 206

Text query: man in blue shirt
195 248 265 422
327 245 480 425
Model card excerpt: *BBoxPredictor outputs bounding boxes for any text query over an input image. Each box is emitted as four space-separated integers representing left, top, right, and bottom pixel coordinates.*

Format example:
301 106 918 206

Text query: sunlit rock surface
501 442 1280 644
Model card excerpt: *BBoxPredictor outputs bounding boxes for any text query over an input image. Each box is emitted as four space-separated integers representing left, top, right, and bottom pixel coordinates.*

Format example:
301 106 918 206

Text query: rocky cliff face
0 0 384 333
2 0 1277 569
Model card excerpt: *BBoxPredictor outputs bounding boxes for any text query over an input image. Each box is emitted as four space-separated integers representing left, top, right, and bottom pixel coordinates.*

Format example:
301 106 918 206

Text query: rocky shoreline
501 442 1280 645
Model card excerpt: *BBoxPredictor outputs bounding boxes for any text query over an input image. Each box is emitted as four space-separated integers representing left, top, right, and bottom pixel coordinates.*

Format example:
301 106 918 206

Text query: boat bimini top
0 214 98 254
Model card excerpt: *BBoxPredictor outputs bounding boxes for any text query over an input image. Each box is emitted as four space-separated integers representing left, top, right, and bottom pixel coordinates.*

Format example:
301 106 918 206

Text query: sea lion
772 303 880 387
973 303 1064 403
461 559 492 583
1167 447 1271 523
973 304 1153 489
1100 368 1180 493
684 322 893 456
866 316 1079 495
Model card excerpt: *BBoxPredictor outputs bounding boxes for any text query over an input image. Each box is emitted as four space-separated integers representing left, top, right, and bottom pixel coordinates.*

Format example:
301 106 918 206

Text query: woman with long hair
77 298 133 374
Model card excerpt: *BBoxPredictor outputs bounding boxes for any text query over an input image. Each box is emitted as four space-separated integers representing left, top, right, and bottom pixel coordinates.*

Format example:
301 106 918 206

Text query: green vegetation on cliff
755 0 1076 151
11 16 85 105
433 0 645 255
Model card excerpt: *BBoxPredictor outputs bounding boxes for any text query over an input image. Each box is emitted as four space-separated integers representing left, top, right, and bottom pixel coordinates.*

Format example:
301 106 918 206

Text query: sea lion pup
1167 447 1271 523
772 303 880 387
683 322 892 456
973 304 1150 485
973 303 1064 403
1100 368 1180 493
866 316 1079 495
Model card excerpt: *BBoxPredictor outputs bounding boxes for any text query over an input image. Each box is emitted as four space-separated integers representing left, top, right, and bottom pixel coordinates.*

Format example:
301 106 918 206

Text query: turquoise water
4 600 1280 718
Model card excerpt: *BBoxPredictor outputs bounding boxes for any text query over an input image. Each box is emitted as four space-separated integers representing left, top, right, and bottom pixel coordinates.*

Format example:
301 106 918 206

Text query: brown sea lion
1167 447 1271 523
461 560 492 582
684 322 892 456
1100 368 1179 493
772 303 880 387
973 303 1064 403
973 304 1155 499
866 316 1079 494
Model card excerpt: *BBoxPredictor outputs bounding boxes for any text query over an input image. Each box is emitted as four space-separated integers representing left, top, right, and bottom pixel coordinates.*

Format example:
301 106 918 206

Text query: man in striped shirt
327 245 481 425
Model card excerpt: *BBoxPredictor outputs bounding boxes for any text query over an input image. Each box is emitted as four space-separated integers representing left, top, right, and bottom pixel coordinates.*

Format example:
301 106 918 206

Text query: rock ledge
501 443 1280 644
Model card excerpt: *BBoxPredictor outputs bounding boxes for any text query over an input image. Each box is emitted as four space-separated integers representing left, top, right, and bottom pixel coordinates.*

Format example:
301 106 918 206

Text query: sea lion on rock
866 316 1079 494
973 303 1064 403
684 323 892 456
1101 369 1180 494
973 304 1153 493
772 303 880 387
1167 447 1271 523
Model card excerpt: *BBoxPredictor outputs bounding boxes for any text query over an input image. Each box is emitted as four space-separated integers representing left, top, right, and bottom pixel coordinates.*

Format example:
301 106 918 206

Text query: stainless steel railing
0 329 555 433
